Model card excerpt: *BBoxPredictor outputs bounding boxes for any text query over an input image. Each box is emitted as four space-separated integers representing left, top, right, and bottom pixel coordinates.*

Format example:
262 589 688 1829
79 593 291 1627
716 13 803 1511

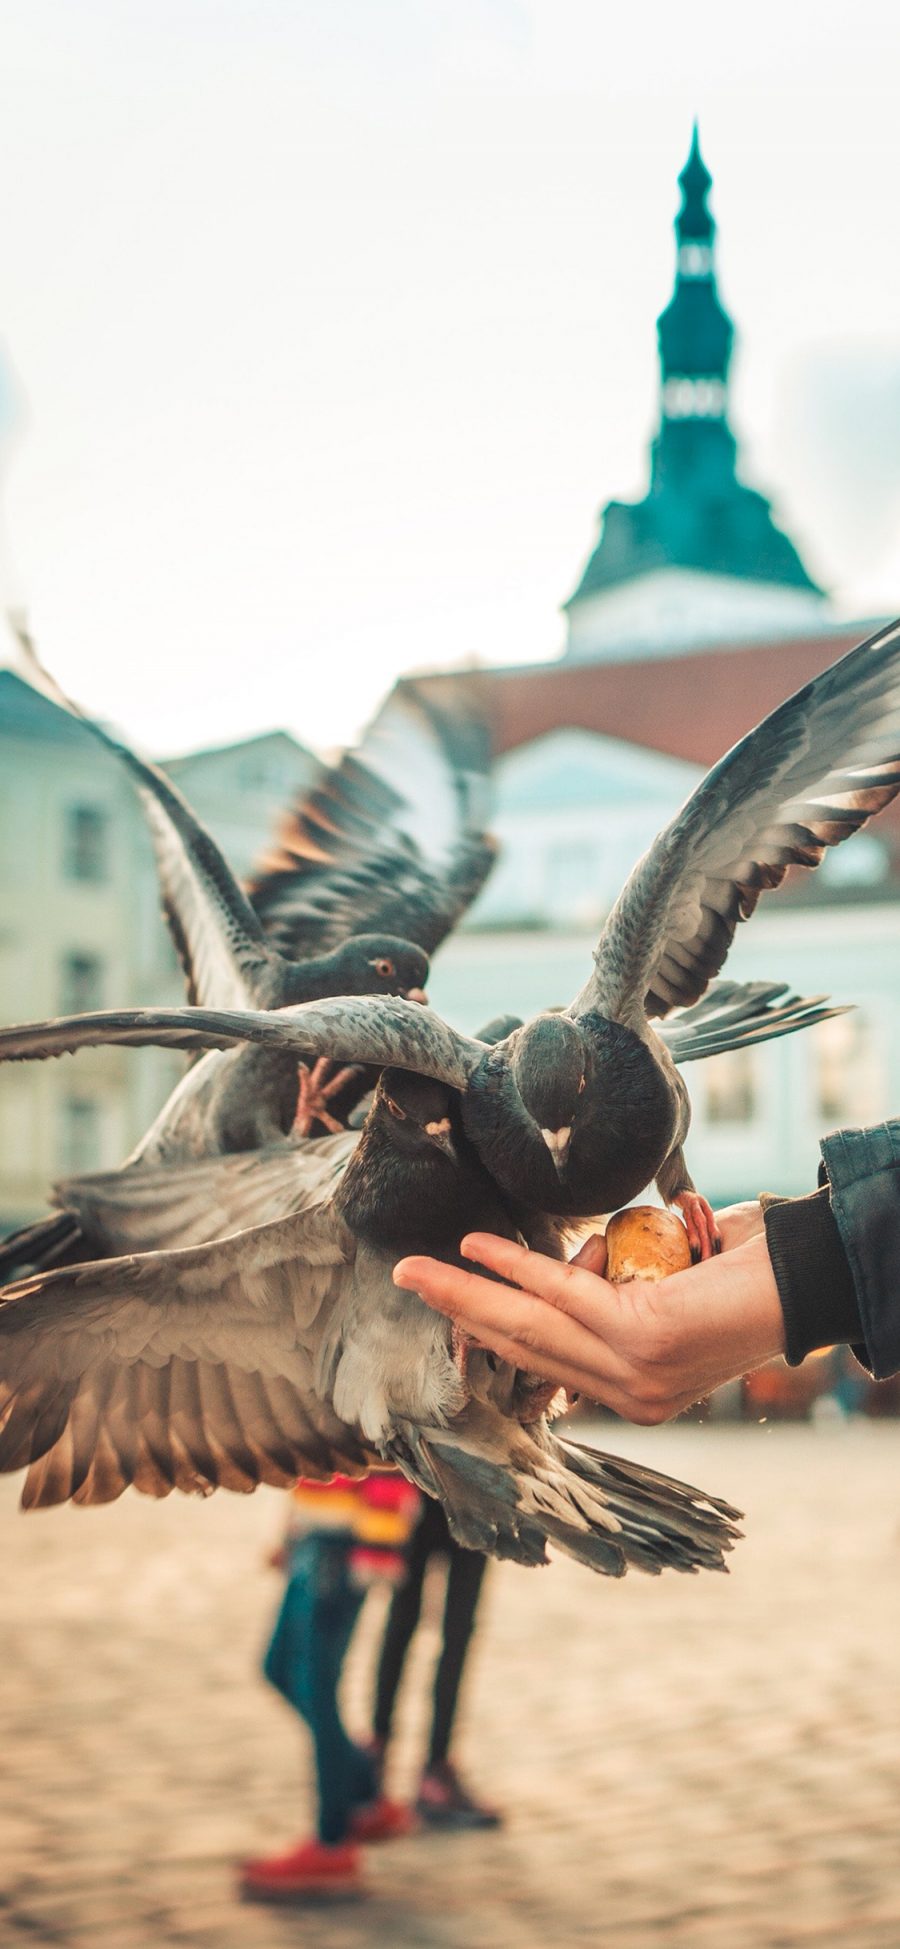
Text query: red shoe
349 1795 419 1843
238 1837 365 1903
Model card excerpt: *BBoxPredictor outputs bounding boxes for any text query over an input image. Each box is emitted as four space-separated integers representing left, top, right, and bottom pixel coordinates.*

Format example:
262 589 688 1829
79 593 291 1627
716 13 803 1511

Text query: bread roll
605 1206 691 1284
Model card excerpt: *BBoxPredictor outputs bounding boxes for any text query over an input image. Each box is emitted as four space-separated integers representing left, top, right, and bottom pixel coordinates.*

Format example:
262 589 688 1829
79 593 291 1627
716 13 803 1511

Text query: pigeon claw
673 1190 721 1262
294 1057 362 1137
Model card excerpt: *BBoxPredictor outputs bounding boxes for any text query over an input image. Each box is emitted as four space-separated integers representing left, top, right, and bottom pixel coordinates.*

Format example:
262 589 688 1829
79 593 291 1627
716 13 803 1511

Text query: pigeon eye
386 1097 407 1120
373 957 396 980
578 1074 586 1094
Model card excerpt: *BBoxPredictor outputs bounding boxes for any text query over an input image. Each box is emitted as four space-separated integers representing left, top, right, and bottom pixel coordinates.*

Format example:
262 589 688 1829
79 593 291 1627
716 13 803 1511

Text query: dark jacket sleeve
762 1120 900 1379
819 1122 900 1380
762 1186 863 1367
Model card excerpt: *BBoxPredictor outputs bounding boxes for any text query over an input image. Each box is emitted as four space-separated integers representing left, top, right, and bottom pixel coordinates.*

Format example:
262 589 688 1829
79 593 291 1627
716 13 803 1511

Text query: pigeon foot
294 1058 363 1137
673 1190 721 1262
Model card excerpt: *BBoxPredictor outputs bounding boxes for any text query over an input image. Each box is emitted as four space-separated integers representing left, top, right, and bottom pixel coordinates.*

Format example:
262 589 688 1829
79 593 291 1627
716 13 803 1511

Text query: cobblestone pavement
3 1420 900 1949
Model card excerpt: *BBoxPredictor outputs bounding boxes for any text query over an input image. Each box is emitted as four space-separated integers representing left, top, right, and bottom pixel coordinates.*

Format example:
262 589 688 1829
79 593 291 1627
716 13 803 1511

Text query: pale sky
1 0 899 757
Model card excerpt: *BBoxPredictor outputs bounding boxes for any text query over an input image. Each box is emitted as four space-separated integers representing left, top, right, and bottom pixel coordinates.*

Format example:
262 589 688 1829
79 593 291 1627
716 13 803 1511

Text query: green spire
657 123 733 405
563 127 823 611
676 123 714 243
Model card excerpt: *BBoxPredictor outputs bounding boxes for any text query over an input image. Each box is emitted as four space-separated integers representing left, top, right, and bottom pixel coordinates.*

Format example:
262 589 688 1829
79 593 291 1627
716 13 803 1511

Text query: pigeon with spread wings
245 674 495 1132
248 677 495 963
6 616 899 1250
0 661 496 1281
13 638 432 1155
0 1062 741 1578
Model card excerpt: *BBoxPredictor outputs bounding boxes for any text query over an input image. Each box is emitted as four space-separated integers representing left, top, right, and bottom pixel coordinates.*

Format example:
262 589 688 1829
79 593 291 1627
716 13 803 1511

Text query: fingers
393 1252 631 1392
392 1253 688 1419
457 1232 618 1333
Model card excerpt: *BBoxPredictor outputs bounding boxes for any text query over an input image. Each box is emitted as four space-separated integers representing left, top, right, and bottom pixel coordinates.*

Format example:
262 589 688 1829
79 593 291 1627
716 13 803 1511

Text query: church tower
564 127 826 664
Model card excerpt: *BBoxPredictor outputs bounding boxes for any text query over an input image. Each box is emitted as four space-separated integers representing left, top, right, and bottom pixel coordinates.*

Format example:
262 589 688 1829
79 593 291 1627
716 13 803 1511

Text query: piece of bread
605 1206 691 1284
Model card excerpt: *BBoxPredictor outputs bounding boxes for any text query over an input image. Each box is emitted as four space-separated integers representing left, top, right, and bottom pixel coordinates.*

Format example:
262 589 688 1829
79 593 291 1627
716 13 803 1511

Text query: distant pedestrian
370 1496 503 1830
239 1472 420 1905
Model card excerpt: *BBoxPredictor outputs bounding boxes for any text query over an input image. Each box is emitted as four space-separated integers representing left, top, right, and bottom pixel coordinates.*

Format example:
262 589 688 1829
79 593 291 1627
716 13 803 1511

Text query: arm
397 1117 900 1423
395 1176 876 1423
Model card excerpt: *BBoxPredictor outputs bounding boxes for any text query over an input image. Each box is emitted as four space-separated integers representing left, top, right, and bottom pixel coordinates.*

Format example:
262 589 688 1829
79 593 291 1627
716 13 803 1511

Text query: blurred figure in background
370 1497 503 1831
239 1471 420 1906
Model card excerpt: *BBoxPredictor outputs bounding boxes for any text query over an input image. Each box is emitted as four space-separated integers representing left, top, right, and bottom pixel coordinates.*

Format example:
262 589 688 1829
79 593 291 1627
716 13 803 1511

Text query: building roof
408 618 900 904
0 668 96 747
473 628 870 764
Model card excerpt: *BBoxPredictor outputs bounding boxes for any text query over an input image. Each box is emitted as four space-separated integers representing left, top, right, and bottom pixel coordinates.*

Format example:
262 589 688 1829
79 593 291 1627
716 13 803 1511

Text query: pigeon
4 615 898 1565
13 642 433 1153
0 1062 741 1577
247 677 496 964
244 674 496 1131
26 611 889 1253
0 659 495 1280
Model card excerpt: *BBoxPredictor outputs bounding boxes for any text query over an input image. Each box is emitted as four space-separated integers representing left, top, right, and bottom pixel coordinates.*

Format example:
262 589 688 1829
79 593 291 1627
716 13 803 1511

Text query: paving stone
2 1423 900 1946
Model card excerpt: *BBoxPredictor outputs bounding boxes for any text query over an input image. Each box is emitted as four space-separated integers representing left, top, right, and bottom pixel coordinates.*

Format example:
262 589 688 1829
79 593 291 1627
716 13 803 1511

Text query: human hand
394 1223 785 1425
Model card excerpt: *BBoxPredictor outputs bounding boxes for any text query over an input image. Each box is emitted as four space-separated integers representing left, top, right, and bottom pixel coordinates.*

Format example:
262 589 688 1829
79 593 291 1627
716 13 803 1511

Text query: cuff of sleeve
762 1186 862 1366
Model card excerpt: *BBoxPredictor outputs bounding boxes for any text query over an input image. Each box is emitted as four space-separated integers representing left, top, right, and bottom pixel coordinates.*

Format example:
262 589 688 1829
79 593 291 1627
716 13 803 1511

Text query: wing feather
0 996 483 1092
55 1131 358 1258
248 681 495 958
16 633 280 1009
0 1204 369 1509
579 617 900 1018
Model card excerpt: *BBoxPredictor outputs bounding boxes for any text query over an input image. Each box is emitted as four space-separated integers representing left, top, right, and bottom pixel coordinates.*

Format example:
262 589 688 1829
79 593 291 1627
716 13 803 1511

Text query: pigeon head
373 1068 457 1163
508 1014 588 1171
326 935 429 1002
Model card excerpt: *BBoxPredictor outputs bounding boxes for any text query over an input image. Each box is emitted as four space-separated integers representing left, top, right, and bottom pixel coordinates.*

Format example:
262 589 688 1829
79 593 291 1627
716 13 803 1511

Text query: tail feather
389 1411 742 1577
660 980 846 1065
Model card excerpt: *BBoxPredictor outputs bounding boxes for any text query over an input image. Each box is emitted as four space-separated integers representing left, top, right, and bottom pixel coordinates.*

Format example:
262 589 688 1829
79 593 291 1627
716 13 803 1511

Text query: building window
58 1097 102 1174
704 1049 757 1125
60 951 104 1014
63 805 109 883
816 1014 882 1127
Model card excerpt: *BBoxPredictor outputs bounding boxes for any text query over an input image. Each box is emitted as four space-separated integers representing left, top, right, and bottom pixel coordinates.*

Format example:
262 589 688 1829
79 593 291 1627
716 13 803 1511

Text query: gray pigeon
0 661 496 1280
0 1068 740 1577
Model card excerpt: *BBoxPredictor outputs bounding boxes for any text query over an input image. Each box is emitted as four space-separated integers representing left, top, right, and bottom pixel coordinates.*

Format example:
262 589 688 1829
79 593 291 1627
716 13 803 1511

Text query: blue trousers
263 1536 377 1844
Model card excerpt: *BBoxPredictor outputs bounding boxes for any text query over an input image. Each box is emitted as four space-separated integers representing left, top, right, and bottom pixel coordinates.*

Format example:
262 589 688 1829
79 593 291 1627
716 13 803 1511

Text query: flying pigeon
9 613 898 1256
0 658 496 1279
0 1062 741 1576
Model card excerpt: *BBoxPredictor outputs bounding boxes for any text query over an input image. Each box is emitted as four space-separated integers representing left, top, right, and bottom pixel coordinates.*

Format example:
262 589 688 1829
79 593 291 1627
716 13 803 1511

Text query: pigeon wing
55 1130 358 1257
655 980 847 1064
0 995 484 1091
576 617 900 1020
248 681 495 958
17 636 280 1009
0 1203 372 1508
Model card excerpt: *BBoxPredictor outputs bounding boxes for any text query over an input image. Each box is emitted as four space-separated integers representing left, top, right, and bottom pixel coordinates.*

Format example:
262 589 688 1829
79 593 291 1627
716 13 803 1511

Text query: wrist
763 1187 860 1365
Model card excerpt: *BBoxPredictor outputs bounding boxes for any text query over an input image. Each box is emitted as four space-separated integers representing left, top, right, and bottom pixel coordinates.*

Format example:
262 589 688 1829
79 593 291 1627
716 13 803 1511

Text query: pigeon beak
406 987 428 1006
541 1125 571 1172
425 1117 457 1162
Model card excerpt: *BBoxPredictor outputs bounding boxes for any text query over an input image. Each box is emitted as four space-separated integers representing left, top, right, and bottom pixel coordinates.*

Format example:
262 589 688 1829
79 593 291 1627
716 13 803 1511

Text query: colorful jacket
286 1470 421 1583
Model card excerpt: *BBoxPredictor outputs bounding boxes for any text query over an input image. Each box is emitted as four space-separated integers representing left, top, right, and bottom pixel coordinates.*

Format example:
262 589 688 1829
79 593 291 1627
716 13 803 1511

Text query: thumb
571 1231 608 1276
